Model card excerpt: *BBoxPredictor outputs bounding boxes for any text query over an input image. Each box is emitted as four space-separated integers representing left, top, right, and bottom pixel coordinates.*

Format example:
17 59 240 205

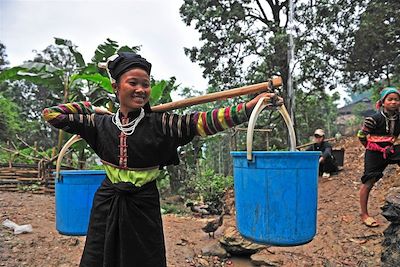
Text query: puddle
230 256 256 267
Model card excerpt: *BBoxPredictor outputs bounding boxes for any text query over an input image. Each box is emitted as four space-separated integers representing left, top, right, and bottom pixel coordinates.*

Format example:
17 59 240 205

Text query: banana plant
0 38 169 155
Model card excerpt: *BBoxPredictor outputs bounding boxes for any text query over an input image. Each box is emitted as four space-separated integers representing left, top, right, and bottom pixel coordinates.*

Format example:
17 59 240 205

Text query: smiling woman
42 51 281 267
114 69 151 113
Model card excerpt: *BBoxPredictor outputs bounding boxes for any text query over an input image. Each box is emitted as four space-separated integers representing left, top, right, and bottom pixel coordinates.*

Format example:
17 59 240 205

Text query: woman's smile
130 93 147 103
115 68 151 114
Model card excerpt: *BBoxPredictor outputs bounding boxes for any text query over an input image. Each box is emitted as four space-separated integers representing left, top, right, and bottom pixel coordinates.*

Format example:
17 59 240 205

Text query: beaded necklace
112 108 145 135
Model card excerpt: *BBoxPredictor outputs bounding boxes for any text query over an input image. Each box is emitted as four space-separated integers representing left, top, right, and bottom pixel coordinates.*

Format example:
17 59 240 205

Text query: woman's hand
94 106 113 115
245 92 283 111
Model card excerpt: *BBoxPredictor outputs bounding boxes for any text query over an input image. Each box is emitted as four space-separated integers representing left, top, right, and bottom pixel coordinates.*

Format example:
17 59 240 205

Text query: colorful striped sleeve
361 116 376 134
43 102 94 123
357 116 376 147
159 103 249 147
42 101 96 135
193 103 248 137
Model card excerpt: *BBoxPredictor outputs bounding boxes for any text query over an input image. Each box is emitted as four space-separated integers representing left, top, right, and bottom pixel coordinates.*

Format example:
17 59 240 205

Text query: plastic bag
2 219 33 234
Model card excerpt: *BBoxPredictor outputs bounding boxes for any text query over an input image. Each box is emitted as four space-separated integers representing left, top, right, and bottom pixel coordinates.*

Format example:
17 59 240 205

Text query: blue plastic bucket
55 170 105 236
231 151 320 246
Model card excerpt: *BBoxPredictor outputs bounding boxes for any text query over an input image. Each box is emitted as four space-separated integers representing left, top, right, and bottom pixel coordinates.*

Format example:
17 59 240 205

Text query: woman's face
115 68 151 113
383 93 400 112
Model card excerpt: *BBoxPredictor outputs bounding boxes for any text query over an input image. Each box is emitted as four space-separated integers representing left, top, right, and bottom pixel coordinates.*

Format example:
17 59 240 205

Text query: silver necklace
112 108 145 135
380 109 398 134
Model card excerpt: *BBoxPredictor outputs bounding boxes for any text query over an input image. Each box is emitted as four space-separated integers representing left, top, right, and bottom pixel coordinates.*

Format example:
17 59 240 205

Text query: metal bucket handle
246 97 296 161
55 134 82 180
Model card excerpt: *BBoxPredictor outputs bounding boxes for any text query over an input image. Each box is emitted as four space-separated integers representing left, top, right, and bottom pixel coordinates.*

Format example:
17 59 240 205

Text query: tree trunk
79 148 86 169
167 165 181 194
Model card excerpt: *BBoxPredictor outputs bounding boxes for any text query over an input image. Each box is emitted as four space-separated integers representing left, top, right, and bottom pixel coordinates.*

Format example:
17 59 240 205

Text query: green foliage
156 170 171 191
295 90 339 142
345 0 400 87
70 73 113 93
0 41 82 129
55 37 86 67
149 80 168 105
160 203 187 215
0 62 63 88
295 0 367 91
0 43 8 70
91 38 140 63
0 145 52 165
0 94 23 141
0 38 172 166
185 168 233 203
17 182 42 192
180 0 287 89
179 0 365 149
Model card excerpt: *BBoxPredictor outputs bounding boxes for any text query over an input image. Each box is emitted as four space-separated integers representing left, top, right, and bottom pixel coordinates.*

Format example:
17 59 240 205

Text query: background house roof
338 97 375 117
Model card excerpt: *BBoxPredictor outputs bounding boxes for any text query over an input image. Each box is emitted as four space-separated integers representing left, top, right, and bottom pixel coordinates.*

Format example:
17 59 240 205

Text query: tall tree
0 94 23 142
180 0 353 145
0 43 9 71
345 0 400 89
180 1 289 92
0 43 23 142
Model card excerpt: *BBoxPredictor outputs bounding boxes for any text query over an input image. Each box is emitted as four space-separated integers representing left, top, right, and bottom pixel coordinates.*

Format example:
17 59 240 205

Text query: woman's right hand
94 106 113 115
245 93 283 111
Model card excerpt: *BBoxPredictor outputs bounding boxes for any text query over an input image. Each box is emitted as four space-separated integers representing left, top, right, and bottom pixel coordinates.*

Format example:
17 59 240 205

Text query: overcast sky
0 0 209 94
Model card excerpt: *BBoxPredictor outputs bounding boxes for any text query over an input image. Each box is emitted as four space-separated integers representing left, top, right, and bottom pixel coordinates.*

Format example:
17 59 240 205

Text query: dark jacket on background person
357 109 400 183
306 141 338 175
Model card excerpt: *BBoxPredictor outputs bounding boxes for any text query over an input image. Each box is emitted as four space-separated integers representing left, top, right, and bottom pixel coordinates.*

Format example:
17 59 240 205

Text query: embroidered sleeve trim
194 103 248 137
42 101 94 124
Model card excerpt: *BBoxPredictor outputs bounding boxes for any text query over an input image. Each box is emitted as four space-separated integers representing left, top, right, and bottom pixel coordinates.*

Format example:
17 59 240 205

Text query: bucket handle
55 134 83 180
246 97 271 161
246 97 296 161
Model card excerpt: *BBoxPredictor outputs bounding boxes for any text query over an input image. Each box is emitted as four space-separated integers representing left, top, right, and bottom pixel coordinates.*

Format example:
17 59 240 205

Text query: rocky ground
1 136 399 266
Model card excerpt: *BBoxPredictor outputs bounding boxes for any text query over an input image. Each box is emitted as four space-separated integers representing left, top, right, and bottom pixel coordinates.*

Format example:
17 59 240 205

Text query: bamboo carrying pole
151 76 282 112
296 137 336 150
54 77 283 175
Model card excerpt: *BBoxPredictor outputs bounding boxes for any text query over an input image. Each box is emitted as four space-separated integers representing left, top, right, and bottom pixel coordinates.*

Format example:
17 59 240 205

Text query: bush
186 168 233 204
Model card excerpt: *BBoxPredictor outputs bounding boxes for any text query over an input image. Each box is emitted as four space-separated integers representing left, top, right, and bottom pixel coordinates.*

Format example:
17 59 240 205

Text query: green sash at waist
103 164 160 186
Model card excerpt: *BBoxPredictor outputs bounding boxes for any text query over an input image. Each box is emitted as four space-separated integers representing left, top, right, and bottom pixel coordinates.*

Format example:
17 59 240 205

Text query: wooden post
265 131 270 150
34 141 38 158
7 141 12 168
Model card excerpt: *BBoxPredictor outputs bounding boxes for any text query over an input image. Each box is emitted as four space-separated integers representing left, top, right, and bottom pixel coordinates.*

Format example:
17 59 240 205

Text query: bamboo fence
0 163 58 193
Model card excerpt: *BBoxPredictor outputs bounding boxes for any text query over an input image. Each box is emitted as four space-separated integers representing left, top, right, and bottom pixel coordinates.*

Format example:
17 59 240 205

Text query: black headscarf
108 52 152 82
108 52 153 113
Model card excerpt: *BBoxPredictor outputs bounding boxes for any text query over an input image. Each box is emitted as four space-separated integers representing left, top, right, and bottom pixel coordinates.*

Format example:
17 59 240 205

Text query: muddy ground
1 136 399 266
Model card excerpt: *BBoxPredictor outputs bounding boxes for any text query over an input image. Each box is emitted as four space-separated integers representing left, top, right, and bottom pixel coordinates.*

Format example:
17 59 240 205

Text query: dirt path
0 192 217 267
1 137 399 266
